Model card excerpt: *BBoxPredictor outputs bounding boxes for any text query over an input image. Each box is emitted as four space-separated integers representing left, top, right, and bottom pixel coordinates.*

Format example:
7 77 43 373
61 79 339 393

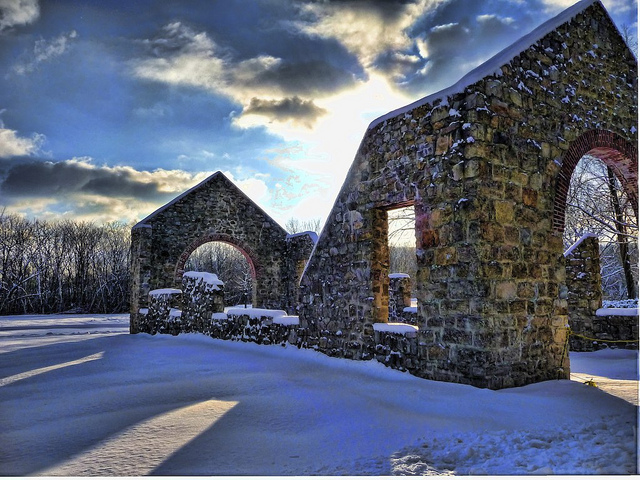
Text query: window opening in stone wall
184 241 255 307
564 154 638 300
387 205 417 322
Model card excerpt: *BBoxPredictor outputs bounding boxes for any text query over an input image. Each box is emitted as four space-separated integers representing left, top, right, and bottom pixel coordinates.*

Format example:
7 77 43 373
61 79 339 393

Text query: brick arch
552 129 638 234
174 232 260 283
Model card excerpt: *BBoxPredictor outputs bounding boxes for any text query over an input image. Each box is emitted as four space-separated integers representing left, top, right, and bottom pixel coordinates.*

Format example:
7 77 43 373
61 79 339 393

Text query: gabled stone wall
130 172 315 333
299 1 637 388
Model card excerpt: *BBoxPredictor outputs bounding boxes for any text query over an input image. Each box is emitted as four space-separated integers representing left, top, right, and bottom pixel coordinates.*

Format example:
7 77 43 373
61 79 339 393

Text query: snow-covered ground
0 314 637 475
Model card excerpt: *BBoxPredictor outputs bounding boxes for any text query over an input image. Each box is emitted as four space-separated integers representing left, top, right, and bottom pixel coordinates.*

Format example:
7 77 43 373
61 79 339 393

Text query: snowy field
0 314 637 476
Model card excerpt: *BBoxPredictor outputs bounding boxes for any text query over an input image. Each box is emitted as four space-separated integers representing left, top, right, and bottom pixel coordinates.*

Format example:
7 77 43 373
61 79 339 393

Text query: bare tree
184 242 253 306
565 155 638 299
285 217 322 234
0 213 132 315
620 23 638 57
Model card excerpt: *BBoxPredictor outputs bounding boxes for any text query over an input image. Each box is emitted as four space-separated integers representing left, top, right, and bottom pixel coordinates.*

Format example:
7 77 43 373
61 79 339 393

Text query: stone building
297 0 637 388
130 0 637 389
129 172 314 333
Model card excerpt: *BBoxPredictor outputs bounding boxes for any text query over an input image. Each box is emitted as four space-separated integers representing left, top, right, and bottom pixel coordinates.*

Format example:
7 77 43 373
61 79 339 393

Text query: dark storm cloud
242 97 327 127
304 0 416 21
0 158 171 202
378 0 530 95
249 59 359 97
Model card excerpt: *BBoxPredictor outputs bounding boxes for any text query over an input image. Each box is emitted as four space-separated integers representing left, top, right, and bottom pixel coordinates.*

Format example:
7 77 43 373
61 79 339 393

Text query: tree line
0 212 131 315
1 154 636 318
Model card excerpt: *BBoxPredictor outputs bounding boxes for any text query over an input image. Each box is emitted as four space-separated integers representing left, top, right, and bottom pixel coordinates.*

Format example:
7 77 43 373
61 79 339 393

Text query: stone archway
175 232 259 282
129 172 300 333
552 129 638 234
175 232 259 306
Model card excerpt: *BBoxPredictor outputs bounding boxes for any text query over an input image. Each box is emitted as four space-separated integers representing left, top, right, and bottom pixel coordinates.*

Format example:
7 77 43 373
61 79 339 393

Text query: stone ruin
130 0 638 389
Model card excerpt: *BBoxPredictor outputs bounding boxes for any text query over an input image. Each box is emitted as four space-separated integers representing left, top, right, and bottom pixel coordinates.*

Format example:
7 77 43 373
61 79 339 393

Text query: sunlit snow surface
0 314 637 475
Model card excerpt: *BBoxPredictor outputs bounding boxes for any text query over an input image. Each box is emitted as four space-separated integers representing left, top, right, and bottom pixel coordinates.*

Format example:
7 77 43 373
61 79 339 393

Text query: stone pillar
370 208 390 324
147 288 183 334
565 234 603 351
389 273 412 322
129 225 153 333
181 272 225 331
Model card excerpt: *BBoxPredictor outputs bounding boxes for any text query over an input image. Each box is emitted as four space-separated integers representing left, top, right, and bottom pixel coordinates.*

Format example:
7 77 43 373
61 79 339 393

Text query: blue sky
0 0 637 227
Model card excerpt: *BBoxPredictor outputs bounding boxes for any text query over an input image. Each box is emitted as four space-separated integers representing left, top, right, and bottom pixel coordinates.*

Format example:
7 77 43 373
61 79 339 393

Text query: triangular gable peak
369 0 620 130
133 171 286 236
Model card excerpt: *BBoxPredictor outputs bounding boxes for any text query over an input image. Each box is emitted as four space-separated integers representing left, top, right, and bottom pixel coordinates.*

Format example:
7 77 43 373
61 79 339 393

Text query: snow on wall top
595 307 639 317
225 307 289 319
286 231 319 244
149 288 182 296
368 0 599 130
183 271 225 288
389 273 411 279
564 232 598 257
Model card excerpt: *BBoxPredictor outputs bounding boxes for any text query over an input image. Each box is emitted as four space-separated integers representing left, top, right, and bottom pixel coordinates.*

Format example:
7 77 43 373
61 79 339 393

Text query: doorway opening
184 242 255 307
564 154 638 300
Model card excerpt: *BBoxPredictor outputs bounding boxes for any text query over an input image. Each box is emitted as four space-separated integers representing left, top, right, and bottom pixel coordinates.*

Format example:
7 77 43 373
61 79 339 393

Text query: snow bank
595 307 639 317
390 414 636 475
0 315 636 476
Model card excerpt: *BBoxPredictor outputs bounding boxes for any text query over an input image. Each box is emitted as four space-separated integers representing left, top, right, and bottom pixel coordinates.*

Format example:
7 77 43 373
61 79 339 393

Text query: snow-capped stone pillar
389 273 412 322
565 234 603 351
181 272 225 331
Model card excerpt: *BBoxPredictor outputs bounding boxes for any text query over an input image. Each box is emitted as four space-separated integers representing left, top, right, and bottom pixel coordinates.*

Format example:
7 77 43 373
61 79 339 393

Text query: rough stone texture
565 235 602 351
389 274 412 322
141 289 182 335
130 172 315 333
181 272 225 332
587 314 639 350
299 1 638 389
128 1 638 390
565 235 638 351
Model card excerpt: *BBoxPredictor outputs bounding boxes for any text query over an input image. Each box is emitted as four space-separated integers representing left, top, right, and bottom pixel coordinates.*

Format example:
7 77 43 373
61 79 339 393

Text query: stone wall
130 172 315 333
564 235 638 351
565 234 602 351
299 1 637 389
129 0 638 390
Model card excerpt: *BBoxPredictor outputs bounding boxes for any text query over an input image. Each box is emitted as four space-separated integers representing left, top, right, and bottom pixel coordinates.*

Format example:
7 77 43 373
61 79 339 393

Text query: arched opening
554 130 638 300
553 130 638 352
564 154 638 300
553 130 638 234
174 233 260 308
184 242 255 307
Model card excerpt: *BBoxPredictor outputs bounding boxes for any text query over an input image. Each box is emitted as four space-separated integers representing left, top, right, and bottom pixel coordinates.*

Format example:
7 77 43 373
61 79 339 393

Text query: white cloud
132 22 286 101
13 30 78 75
295 0 444 69
540 0 635 14
0 127 44 157
0 0 39 32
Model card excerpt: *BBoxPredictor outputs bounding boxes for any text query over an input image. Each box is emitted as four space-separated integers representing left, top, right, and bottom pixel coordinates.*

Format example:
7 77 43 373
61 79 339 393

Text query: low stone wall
571 309 639 351
137 274 301 346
